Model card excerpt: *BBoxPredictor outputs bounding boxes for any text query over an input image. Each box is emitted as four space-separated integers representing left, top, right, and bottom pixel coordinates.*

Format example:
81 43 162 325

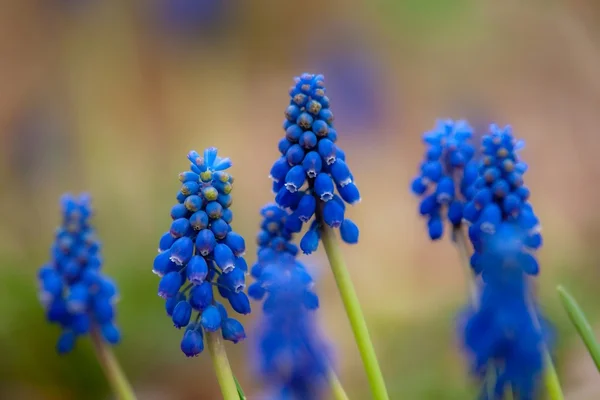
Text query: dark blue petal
302 151 323 178
181 329 204 357
214 243 235 273
200 305 222 332
340 219 359 244
228 292 251 315
284 165 307 193
172 300 193 328
186 256 208 284
158 271 183 298
221 318 246 343
195 229 217 256
323 200 344 228
314 173 334 201
189 282 213 311
169 237 194 266
338 182 361 205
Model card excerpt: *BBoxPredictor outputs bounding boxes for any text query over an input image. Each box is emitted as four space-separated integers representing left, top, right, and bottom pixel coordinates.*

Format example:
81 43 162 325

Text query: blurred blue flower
154 147 249 357
317 46 385 133
460 224 552 400
411 119 477 240
152 0 235 40
38 194 121 354
252 254 330 400
462 124 542 274
270 73 361 254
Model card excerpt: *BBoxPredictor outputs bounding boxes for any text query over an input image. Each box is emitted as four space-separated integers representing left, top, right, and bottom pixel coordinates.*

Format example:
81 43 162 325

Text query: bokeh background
2 0 600 399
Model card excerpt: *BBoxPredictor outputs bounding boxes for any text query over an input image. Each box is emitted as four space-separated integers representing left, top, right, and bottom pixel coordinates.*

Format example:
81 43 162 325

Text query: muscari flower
252 253 330 400
269 73 361 255
411 119 477 240
462 124 542 274
153 147 249 357
460 224 552 400
37 194 120 354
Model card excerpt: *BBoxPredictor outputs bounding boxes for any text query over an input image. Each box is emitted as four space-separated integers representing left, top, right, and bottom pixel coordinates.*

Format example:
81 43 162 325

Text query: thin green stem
525 291 564 400
90 329 137 400
328 368 350 400
557 285 600 372
452 225 479 306
320 225 389 400
206 331 239 400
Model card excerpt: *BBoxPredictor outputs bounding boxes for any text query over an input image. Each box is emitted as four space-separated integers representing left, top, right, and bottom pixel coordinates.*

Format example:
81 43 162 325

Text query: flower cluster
411 119 477 240
252 254 329 399
269 73 360 255
461 224 551 399
462 124 542 274
37 194 120 354
153 147 249 357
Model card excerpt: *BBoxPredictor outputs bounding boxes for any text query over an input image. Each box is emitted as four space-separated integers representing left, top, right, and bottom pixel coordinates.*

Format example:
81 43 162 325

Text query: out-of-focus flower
38 194 121 353
252 253 330 400
153 147 249 357
411 119 477 240
460 224 552 400
151 0 236 40
462 124 542 274
270 73 361 254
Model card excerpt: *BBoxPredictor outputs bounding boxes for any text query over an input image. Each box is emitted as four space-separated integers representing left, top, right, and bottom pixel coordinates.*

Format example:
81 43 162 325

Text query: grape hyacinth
411 119 477 240
37 194 121 354
252 253 330 400
461 224 552 399
269 73 361 255
462 124 542 274
153 147 249 357
248 203 298 298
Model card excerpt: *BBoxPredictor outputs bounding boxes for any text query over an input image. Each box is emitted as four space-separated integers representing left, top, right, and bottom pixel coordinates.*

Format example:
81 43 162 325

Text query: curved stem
206 331 239 400
557 285 600 372
328 368 350 400
90 329 137 400
524 291 564 400
321 225 389 400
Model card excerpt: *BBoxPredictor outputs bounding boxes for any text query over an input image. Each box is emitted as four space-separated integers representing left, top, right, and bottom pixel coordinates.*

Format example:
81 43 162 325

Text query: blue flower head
411 119 477 240
462 124 542 274
252 254 330 400
154 147 249 357
38 194 121 354
270 73 361 254
460 224 552 400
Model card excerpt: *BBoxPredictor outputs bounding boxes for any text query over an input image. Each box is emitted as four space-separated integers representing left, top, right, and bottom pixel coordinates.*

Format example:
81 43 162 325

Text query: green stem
452 225 479 306
206 331 239 400
328 368 350 400
321 225 389 400
557 285 600 372
525 292 564 400
90 329 137 400
542 352 563 400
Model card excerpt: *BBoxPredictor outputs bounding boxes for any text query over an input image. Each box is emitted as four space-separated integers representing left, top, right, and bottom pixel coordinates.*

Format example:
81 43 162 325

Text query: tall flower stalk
37 194 136 400
152 147 249 399
248 204 348 400
411 121 563 399
268 73 388 399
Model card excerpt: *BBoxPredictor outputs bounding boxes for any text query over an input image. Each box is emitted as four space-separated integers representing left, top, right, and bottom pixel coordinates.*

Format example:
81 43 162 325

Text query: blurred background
1 0 600 399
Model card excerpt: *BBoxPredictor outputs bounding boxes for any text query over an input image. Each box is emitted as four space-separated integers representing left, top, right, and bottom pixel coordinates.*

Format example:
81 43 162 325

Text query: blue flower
460 224 552 399
154 147 248 357
37 194 121 353
462 124 542 274
411 119 477 240
270 73 361 254
252 254 331 400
